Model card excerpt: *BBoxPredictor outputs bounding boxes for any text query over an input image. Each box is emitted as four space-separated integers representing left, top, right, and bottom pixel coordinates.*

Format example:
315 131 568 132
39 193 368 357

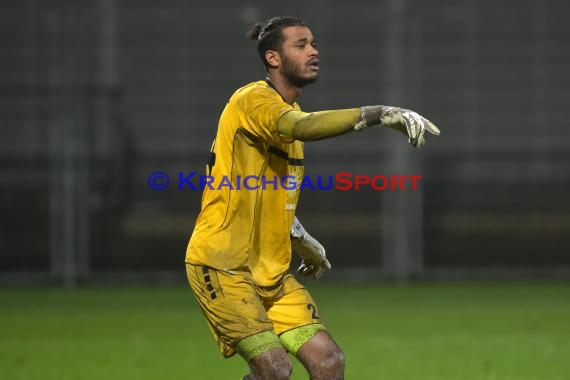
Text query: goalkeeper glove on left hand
354 105 440 147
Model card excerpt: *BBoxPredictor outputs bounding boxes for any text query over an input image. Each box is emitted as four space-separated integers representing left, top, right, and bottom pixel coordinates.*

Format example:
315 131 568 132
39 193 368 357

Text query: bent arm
277 109 362 141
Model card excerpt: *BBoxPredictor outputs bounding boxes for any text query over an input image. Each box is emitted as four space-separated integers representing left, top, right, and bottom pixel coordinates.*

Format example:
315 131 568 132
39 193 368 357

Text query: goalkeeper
185 16 440 380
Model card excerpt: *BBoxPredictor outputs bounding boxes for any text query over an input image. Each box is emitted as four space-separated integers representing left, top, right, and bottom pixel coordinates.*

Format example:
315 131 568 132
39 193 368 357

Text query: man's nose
309 45 318 56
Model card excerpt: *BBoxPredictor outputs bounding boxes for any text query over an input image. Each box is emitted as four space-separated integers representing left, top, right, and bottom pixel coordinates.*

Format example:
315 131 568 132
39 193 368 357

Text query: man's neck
265 73 301 105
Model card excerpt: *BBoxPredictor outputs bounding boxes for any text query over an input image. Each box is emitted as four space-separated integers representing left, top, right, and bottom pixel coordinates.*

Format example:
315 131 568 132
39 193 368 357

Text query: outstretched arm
278 108 361 141
278 106 440 147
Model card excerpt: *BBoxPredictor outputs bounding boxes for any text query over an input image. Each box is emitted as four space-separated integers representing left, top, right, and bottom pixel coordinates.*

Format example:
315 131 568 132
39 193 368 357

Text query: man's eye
297 44 306 48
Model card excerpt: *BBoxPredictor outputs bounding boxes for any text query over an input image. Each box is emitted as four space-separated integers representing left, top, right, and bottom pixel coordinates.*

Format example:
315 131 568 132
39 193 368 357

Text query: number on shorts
307 303 320 319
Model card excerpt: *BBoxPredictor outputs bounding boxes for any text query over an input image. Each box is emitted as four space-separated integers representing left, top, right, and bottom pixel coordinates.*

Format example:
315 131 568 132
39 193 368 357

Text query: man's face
278 26 319 88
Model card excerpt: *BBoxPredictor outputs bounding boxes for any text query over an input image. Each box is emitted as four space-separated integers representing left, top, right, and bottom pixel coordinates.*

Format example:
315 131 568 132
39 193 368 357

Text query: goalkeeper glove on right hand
354 105 440 147
290 217 331 280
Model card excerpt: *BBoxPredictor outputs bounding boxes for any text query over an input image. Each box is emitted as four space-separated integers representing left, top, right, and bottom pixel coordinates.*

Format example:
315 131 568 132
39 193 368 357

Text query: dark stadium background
2 0 569 285
2 1 570 379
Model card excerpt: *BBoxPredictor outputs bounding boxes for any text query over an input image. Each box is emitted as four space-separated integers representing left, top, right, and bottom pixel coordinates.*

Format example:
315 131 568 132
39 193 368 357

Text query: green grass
1 284 569 379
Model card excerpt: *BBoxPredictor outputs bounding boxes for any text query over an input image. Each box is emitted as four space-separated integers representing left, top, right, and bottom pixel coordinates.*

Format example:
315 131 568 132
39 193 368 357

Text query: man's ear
265 50 280 68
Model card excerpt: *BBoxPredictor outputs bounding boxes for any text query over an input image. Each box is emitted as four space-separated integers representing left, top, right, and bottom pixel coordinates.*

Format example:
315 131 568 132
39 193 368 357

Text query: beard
281 54 318 88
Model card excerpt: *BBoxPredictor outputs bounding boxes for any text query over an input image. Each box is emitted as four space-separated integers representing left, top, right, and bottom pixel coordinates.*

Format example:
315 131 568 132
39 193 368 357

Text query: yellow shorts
186 264 325 358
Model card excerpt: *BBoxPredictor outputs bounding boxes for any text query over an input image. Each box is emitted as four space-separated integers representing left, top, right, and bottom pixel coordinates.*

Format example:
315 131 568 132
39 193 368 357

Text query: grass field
1 283 569 379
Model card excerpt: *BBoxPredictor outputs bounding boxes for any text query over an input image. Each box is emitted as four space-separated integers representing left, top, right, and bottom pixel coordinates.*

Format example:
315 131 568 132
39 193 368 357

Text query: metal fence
1 0 569 286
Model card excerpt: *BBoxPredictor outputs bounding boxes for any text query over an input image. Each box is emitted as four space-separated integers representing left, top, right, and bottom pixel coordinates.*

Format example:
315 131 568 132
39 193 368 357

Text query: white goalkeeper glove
290 216 331 280
354 105 440 147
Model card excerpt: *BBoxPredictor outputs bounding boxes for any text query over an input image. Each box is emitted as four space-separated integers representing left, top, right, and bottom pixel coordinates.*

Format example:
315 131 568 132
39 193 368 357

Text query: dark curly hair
247 16 309 68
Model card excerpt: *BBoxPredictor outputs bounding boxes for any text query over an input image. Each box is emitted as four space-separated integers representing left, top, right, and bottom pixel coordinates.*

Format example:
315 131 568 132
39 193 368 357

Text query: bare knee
312 345 345 379
324 345 345 370
297 332 345 380
247 348 292 380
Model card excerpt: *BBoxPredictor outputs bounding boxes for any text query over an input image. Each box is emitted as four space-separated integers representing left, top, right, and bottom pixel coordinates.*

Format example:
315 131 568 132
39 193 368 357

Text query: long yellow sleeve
277 108 361 141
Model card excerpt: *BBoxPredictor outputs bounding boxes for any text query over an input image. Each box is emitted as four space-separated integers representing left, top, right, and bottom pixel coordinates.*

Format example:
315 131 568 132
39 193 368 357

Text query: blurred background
1 0 570 286
2 1 570 379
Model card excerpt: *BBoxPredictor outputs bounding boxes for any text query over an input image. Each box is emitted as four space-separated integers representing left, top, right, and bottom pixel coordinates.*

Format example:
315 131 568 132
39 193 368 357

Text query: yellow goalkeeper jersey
186 80 304 286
